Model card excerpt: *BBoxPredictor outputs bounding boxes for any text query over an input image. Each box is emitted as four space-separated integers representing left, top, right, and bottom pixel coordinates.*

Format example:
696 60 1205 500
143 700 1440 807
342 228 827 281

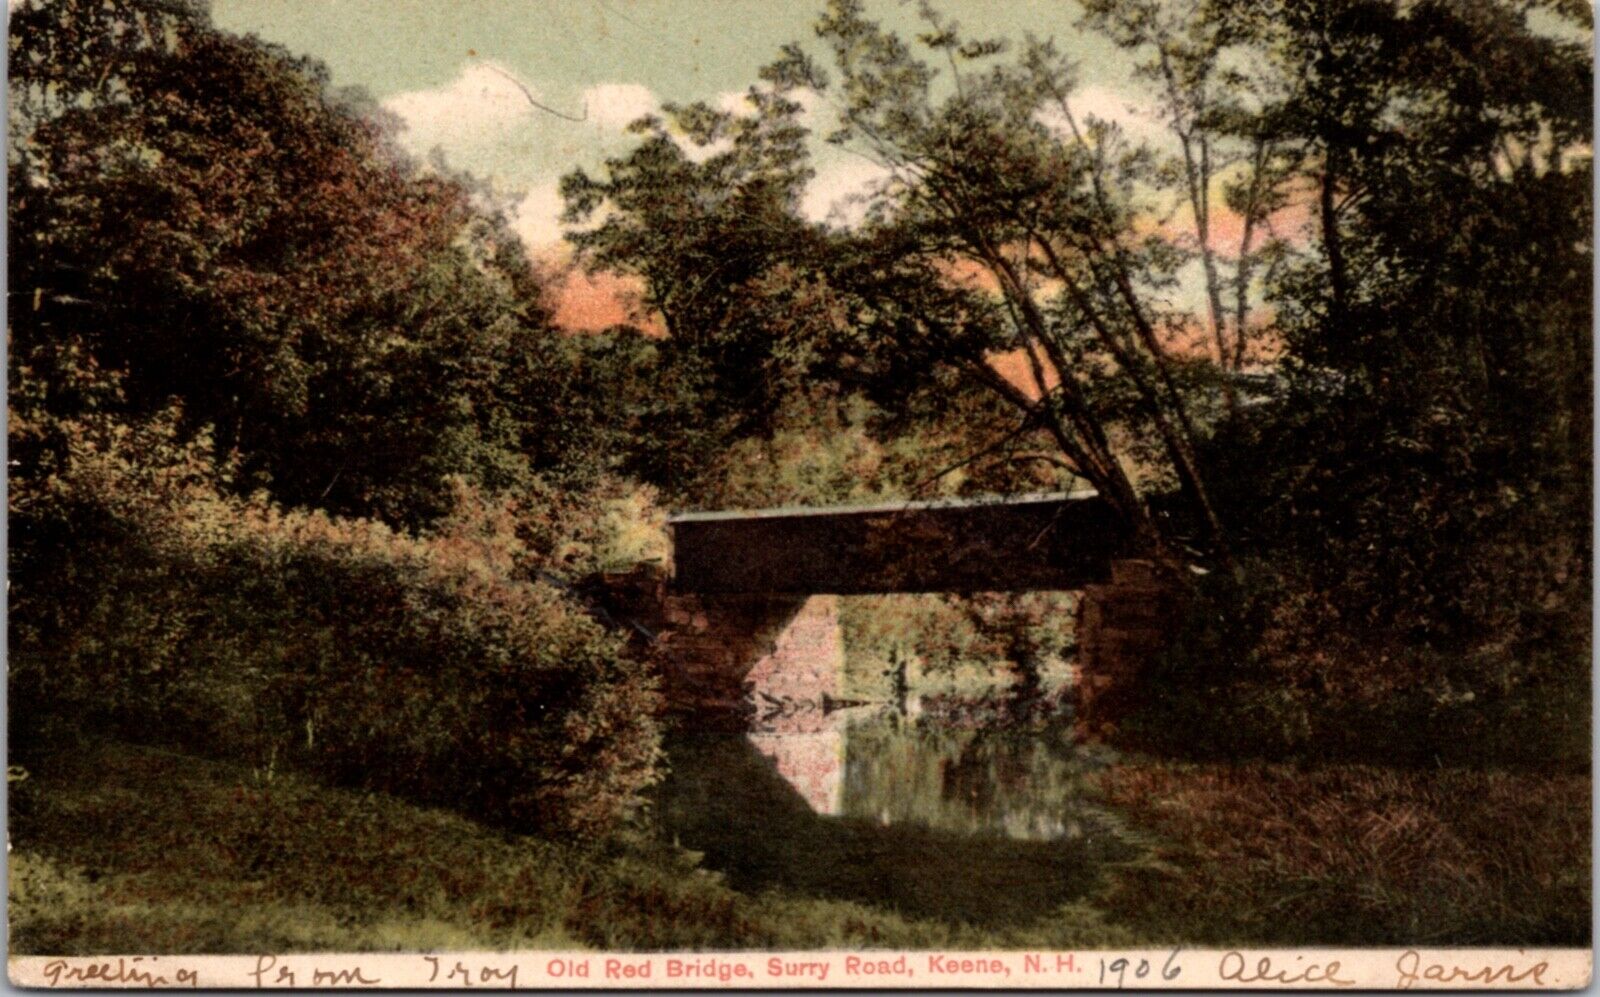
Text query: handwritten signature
1394 949 1549 989
1218 951 1355 987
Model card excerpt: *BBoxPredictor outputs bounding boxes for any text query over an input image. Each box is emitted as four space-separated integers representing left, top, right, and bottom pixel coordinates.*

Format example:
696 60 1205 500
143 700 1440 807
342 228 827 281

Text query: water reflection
747 729 843 815
656 710 1130 928
841 718 1104 840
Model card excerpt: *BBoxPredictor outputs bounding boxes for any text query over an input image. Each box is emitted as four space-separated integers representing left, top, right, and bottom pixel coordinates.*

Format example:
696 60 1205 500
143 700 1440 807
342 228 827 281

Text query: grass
1093 760 1592 946
9 738 1590 953
7 739 1129 953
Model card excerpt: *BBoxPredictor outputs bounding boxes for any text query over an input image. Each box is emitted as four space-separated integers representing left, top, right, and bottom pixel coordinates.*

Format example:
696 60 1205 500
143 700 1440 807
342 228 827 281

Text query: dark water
654 707 1136 929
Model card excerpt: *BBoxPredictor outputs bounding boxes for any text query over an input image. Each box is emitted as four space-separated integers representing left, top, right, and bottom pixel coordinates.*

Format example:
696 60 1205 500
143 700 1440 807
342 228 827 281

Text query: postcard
7 0 1591 989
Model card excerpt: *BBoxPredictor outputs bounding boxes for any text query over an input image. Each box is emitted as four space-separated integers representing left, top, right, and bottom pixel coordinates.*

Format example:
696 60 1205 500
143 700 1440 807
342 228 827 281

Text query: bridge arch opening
592 491 1183 740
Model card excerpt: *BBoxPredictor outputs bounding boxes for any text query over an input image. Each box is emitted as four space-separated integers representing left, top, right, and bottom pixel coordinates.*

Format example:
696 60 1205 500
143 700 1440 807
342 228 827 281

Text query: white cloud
581 82 658 130
510 183 567 251
679 135 735 164
1036 84 1165 143
714 89 754 116
801 157 894 228
381 63 664 197
383 61 549 161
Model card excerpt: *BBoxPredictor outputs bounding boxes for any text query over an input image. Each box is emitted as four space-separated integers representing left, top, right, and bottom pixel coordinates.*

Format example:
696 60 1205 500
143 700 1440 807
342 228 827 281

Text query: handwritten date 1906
1098 950 1182 987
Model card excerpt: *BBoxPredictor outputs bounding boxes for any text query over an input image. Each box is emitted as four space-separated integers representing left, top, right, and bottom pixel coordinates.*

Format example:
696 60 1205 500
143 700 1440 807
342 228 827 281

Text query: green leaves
10 410 666 838
557 78 831 498
10 0 587 530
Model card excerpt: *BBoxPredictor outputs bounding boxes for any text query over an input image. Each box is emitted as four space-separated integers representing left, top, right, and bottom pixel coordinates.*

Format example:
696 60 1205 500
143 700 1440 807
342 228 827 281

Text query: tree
1245 1 1585 564
1189 0 1591 726
10 0 584 528
559 86 831 499
558 84 1063 509
760 0 1248 556
1079 0 1300 409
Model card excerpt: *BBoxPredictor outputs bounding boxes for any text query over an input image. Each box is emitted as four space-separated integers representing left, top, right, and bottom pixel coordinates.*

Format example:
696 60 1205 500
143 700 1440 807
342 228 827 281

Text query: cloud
1078 84 1165 138
510 183 566 251
1036 84 1165 143
801 157 894 227
713 89 755 116
383 61 549 161
581 82 659 130
381 64 667 209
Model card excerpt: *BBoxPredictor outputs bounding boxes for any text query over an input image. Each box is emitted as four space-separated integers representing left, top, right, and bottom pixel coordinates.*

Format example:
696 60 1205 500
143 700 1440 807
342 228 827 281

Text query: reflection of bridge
657 726 1131 928
593 491 1181 739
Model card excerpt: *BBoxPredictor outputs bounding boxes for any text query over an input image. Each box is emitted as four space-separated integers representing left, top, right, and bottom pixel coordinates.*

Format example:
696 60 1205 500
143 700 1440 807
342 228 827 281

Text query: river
653 703 1140 930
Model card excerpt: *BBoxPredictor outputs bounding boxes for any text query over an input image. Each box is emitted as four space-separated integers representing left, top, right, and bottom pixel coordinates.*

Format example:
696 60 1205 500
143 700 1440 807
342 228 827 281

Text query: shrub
10 408 663 838
1117 556 1589 769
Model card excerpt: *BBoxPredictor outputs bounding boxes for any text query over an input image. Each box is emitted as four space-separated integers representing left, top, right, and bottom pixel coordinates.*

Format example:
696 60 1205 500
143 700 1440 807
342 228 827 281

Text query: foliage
693 387 1036 508
1077 0 1300 394
10 401 663 838
839 588 1079 704
1097 758 1591 945
559 86 831 499
555 327 745 500
1118 561 1589 768
9 0 592 528
8 0 664 840
6 0 1594 959
1149 0 1593 751
758 0 1256 551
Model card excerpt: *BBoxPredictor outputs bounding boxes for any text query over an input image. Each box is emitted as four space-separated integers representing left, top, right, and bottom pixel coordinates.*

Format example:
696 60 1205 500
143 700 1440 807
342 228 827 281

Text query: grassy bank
8 739 1127 953
1096 760 1591 946
11 738 1588 953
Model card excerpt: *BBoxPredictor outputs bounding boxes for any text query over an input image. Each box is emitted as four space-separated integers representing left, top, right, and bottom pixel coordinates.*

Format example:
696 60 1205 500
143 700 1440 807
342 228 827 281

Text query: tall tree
1210 0 1591 659
558 76 1081 509
10 0 582 528
1079 0 1299 405
559 84 830 499
765 0 1245 554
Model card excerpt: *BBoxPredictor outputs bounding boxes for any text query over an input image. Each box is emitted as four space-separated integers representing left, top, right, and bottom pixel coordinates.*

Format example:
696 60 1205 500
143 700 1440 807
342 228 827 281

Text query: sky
210 0 1152 256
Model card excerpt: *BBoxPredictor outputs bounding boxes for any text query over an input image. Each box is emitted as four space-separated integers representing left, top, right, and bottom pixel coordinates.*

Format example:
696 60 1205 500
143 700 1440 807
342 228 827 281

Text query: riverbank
1096 759 1590 946
7 738 1124 953
11 737 1588 953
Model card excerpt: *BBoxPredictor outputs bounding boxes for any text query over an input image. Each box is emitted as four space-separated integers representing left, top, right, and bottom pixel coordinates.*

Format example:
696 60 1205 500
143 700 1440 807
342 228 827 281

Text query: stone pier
1071 558 1188 740
587 567 842 728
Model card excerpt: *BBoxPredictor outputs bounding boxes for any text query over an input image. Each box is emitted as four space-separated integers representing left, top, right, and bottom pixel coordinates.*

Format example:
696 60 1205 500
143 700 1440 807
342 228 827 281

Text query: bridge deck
668 491 1124 595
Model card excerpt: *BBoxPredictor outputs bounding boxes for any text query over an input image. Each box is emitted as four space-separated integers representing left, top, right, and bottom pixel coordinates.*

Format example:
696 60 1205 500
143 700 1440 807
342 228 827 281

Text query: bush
10 407 663 838
1117 557 1589 769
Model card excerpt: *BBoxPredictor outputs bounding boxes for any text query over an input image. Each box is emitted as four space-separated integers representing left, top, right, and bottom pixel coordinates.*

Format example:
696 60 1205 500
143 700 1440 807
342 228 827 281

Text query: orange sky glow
540 183 1309 407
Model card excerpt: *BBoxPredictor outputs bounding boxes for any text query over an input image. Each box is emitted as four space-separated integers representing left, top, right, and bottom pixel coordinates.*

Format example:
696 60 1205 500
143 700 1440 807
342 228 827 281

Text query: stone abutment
587 568 841 730
1071 558 1189 741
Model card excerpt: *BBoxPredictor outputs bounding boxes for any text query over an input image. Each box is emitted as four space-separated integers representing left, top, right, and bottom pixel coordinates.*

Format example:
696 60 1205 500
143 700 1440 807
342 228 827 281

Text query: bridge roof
667 489 1098 524
667 490 1124 595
